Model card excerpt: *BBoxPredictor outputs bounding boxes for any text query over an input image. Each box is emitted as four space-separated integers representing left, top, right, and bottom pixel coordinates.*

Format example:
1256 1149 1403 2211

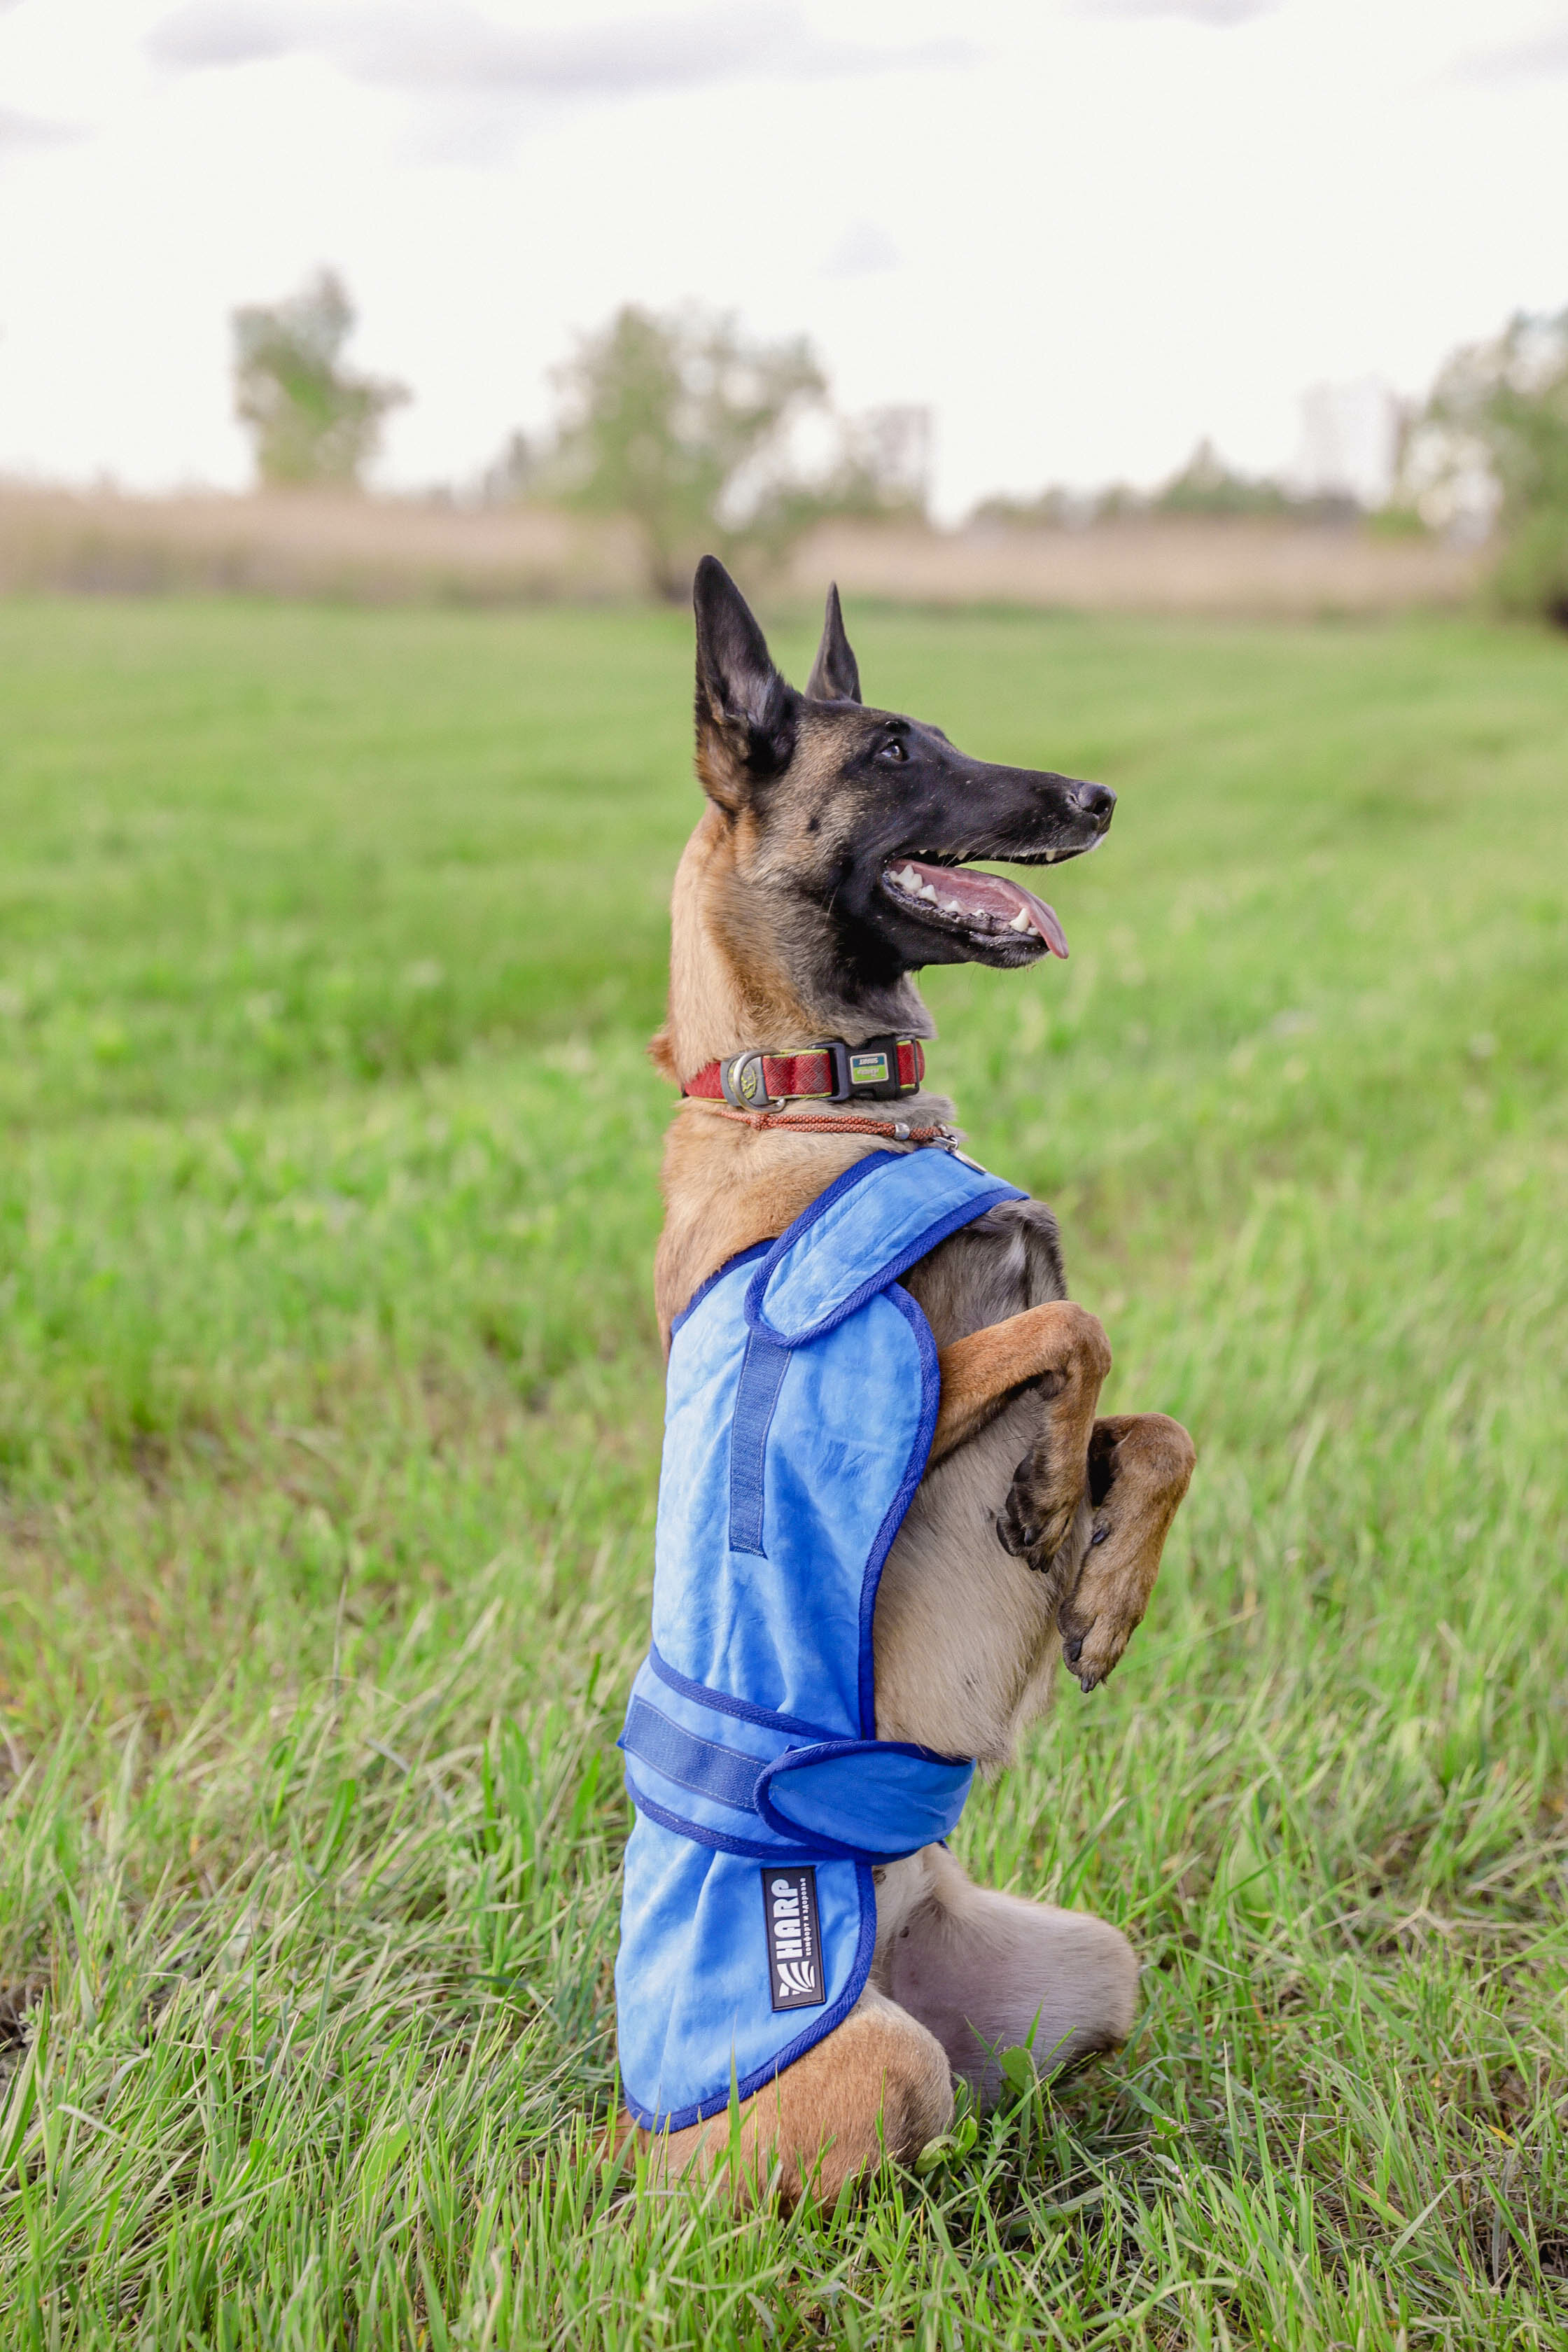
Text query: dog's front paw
997 1441 1083 1568
1057 1413 1196 1688
1057 1522 1139 1689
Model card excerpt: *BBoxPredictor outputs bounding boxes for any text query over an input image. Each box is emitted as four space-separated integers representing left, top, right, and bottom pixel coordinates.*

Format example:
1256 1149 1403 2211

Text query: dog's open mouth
881 858 1070 957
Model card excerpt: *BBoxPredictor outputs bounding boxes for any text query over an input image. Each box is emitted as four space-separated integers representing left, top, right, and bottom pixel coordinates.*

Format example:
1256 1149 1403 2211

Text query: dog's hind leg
886 1845 1138 2108
623 1989 954 2208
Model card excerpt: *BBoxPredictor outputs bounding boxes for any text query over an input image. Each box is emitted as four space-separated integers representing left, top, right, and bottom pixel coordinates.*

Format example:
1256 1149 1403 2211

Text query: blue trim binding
647 1642 840 1743
621 1772 818 1865
668 1239 772 1340
739 1153 892 1342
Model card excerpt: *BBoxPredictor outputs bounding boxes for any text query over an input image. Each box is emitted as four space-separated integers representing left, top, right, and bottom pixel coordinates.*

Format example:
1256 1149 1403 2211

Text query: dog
620 558 1194 2202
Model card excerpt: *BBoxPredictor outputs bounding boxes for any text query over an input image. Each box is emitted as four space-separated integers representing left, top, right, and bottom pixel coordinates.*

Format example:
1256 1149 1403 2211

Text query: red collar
682 1035 925 1112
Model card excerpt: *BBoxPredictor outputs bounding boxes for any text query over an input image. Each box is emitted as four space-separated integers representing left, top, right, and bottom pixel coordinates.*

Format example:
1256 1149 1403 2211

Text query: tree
821 404 932 522
233 270 408 491
476 428 537 509
1401 307 1568 626
1154 438 1295 519
545 305 829 598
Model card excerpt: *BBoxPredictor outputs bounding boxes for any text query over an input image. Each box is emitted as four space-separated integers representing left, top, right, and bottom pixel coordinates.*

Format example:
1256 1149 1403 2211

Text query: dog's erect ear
806 582 861 704
692 554 796 810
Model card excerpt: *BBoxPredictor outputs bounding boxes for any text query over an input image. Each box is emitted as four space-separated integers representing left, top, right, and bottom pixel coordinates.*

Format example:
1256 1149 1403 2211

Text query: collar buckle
830 1035 918 1102
719 1051 778 1110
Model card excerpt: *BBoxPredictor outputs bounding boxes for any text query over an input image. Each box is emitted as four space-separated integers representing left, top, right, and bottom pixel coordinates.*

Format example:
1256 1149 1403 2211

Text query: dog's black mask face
692 556 1114 990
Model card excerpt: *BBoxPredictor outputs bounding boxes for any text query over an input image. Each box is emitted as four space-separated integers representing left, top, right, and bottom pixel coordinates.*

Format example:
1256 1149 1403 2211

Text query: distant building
1289 379 1401 509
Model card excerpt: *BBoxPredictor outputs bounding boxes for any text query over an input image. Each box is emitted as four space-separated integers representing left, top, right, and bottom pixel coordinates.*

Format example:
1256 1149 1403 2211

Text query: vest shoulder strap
745 1148 1023 1347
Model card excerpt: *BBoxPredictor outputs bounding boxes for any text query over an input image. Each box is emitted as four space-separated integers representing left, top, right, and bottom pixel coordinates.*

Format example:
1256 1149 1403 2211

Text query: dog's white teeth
1008 906 1033 931
918 881 939 902
897 864 920 891
1044 849 1058 864
945 897 965 915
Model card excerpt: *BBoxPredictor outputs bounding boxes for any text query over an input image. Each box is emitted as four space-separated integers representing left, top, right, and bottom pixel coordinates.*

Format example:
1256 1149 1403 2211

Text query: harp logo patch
762 1866 825 2010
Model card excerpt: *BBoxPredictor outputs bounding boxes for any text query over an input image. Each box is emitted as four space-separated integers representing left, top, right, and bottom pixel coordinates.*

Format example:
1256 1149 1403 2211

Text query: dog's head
660 558 1115 1072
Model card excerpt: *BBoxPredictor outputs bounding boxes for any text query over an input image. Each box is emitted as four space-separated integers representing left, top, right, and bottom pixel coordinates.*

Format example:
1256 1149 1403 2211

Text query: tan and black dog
630 558 1194 2201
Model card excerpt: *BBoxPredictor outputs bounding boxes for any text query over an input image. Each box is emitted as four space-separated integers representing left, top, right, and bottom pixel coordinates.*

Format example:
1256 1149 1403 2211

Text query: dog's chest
872 1395 1081 1766
872 1203 1078 1765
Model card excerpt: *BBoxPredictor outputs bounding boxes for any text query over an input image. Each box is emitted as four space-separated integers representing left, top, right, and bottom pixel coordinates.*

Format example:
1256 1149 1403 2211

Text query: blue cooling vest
615 1147 1024 2131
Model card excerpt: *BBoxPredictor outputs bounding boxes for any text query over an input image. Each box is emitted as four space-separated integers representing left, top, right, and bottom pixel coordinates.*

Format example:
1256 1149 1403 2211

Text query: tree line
232 271 925 601
232 270 1568 626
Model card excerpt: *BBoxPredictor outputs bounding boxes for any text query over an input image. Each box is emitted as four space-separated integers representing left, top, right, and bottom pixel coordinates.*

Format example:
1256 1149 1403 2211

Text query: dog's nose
1071 780 1116 827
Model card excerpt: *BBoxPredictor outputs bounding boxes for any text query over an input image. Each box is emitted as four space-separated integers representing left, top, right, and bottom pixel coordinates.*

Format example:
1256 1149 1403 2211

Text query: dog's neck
652 1097 960 1353
651 806 931 1090
651 810 958 1350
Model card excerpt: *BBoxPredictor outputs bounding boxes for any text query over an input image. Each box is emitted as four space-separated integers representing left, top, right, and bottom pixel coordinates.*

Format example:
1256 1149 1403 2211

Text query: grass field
0 596 1564 2348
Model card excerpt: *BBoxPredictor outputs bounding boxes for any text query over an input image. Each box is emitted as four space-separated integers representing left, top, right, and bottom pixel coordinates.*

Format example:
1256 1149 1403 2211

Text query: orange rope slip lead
697 1103 960 1144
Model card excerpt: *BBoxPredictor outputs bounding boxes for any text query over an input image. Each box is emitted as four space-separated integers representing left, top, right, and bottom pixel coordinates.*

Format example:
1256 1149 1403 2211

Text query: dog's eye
877 738 907 764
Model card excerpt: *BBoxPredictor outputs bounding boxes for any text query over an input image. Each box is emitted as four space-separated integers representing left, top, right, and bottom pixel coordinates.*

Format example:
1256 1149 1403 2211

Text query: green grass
1 595 1565 2348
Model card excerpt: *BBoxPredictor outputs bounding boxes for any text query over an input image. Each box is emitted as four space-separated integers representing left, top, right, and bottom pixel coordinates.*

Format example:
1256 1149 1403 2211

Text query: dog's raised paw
995 1504 1039 1560
1056 1413 1196 1688
1058 1527 1141 1686
1058 1605 1110 1690
998 1446 1082 1568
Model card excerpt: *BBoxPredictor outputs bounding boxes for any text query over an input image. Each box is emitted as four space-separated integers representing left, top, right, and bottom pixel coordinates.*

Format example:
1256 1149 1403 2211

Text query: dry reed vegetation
805 515 1480 619
0 483 1481 615
0 486 643 605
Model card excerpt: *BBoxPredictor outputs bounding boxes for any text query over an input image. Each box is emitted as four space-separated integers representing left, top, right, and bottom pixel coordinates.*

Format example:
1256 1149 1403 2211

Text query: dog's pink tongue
897 859 1069 958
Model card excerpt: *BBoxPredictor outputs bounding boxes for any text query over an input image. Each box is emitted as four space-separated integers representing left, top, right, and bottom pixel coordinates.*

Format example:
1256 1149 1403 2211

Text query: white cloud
148 0 974 99
1074 1 1280 22
148 0 300 66
1456 15 1568 80
0 105 80 149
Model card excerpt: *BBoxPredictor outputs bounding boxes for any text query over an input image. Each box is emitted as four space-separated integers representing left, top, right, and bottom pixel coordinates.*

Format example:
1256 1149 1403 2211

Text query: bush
1402 306 1568 627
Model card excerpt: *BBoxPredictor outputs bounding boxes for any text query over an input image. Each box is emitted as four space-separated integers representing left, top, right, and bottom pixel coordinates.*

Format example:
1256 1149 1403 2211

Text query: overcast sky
0 0 1564 515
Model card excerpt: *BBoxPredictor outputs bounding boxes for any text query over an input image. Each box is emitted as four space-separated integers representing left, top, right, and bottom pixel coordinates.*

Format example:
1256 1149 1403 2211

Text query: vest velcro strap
619 1693 974 1862
620 1697 763 1814
758 1742 974 1857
